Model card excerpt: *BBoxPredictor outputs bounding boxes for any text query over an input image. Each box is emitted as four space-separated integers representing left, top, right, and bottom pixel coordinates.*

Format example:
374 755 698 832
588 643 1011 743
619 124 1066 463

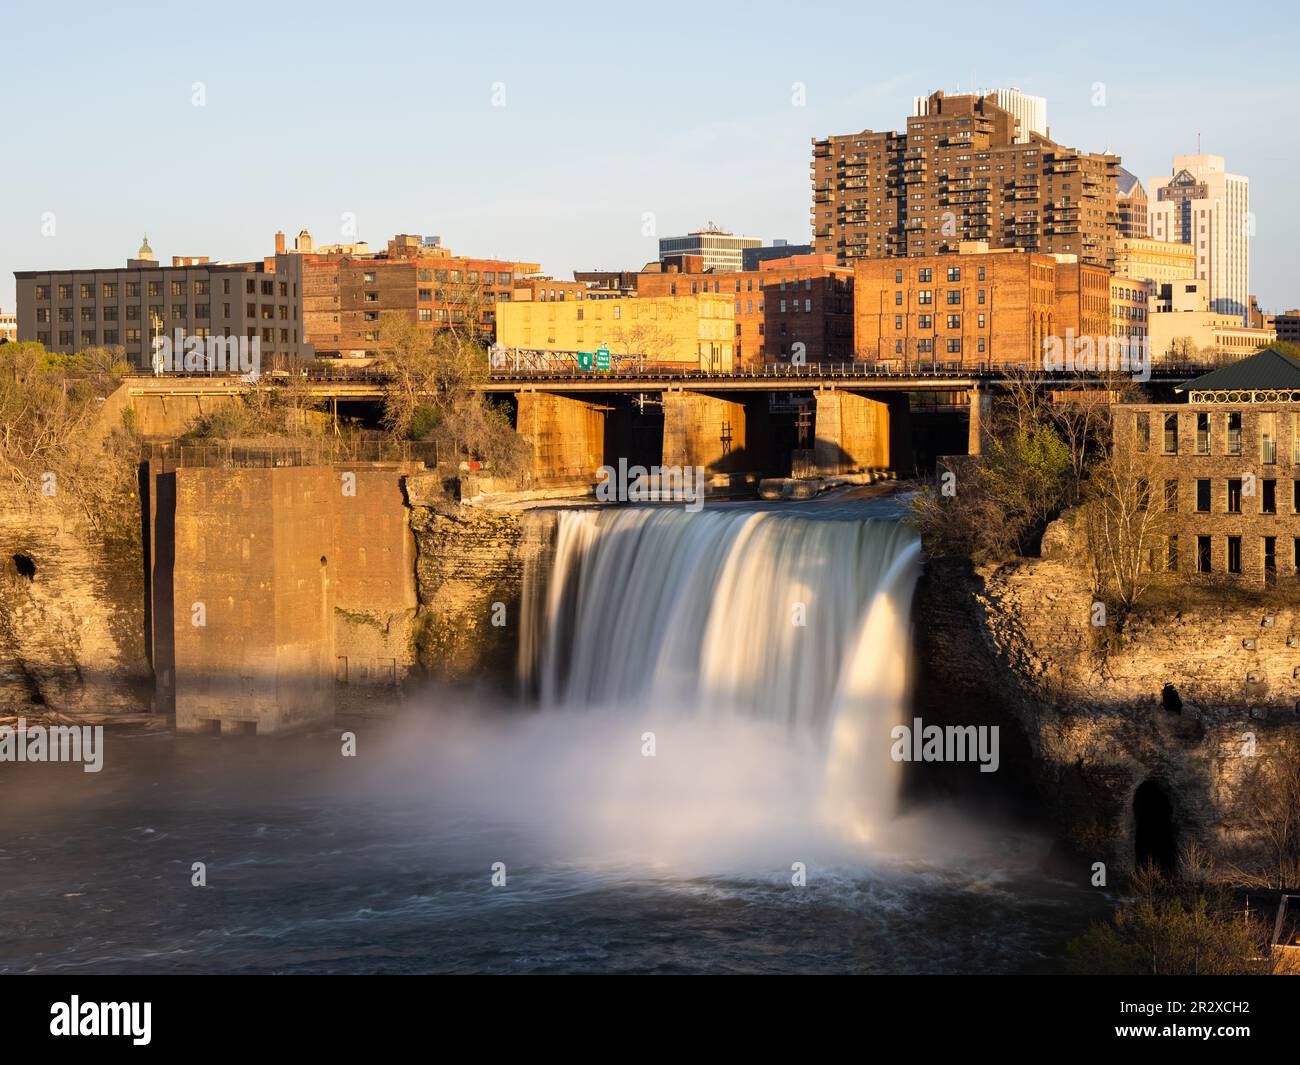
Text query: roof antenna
1197 131 1201 154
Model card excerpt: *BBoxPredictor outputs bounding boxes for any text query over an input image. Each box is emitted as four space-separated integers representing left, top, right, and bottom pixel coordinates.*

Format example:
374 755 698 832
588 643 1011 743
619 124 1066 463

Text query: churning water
0 501 1107 974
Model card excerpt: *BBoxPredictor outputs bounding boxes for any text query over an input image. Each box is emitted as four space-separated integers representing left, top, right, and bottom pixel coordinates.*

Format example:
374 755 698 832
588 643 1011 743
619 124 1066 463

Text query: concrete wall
661 390 747 472
515 392 606 486
813 389 890 474
167 463 419 734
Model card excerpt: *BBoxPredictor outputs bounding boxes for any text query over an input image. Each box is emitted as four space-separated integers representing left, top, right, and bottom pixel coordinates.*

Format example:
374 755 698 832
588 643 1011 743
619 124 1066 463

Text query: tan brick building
853 244 1109 369
812 91 1119 269
1114 348 1300 586
636 252 853 366
16 236 314 369
301 233 539 356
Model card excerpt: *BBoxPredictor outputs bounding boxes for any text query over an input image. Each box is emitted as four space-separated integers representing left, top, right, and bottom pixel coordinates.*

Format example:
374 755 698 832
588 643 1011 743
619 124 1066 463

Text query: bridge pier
515 392 606 486
967 387 993 456
813 389 909 475
661 390 748 473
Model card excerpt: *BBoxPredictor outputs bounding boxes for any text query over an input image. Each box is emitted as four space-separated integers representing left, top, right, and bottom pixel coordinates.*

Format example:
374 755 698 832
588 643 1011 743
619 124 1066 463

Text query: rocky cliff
0 500 152 721
406 476 557 687
914 548 1300 880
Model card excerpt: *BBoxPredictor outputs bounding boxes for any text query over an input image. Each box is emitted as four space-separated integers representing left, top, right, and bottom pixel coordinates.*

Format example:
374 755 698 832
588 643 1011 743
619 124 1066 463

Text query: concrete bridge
112 361 1211 486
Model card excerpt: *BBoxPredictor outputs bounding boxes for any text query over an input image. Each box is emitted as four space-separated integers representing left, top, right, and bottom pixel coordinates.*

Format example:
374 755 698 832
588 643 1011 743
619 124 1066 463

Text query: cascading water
522 505 922 843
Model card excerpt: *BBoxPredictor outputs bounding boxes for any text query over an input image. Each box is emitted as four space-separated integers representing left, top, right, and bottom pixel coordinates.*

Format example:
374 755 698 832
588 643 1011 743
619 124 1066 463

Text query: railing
147 438 432 469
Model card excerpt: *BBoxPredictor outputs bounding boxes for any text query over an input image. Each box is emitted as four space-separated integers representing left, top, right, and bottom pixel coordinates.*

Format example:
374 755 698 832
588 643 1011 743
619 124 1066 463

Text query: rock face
0 501 151 719
407 476 557 686
914 554 1300 878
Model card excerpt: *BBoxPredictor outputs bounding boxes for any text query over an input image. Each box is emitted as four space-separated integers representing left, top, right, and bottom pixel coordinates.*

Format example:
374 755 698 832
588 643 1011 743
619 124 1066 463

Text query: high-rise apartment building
913 87 1047 143
658 226 761 273
1113 236 1197 288
1115 167 1148 239
1148 154 1249 322
814 91 1119 268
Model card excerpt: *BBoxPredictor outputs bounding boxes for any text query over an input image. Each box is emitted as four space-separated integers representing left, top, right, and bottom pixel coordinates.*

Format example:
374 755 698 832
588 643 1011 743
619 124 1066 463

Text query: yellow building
1148 310 1275 363
495 293 735 370
1113 237 1196 288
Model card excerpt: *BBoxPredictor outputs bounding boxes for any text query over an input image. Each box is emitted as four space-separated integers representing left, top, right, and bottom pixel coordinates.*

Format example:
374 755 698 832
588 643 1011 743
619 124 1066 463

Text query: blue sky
2 0 1297 312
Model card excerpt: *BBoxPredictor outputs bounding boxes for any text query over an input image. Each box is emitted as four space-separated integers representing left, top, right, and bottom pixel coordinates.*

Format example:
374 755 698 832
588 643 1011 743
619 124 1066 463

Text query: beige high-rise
1148 154 1250 323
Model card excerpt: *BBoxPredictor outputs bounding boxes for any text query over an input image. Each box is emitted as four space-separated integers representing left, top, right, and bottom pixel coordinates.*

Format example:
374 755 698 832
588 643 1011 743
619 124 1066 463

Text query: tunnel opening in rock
12 553 36 580
1161 683 1182 715
1134 778 1177 874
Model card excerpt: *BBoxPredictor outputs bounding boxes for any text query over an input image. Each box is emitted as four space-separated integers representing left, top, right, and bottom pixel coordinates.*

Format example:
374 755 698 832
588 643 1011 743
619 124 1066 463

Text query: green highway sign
595 346 611 371
577 351 594 370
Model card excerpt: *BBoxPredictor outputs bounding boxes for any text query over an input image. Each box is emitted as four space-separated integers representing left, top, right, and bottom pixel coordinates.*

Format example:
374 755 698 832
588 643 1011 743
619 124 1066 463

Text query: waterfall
523 506 922 840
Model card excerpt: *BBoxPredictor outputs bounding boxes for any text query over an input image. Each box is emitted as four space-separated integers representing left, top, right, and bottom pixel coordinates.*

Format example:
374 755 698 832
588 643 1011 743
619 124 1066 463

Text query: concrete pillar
813 389 891 474
515 392 606 486
967 388 993 456
661 390 747 472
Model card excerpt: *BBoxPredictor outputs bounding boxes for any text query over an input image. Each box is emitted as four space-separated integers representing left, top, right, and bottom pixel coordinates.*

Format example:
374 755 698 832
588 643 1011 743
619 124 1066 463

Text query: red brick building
853 244 1110 369
301 233 540 356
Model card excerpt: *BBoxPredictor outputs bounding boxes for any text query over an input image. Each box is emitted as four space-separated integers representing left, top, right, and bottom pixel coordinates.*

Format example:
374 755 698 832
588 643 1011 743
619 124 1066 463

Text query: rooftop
1177 346 1300 393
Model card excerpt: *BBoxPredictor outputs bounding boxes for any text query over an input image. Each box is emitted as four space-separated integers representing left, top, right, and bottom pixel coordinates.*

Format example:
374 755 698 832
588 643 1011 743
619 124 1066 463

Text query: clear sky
2 0 1297 313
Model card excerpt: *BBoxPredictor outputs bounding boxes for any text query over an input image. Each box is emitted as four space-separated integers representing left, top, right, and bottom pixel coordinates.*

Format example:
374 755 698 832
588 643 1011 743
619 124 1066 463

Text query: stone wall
915 551 1300 878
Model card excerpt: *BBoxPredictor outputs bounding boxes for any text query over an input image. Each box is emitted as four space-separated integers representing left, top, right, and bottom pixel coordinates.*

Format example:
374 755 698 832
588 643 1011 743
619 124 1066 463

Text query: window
895 291 903 306
977 267 986 281
102 283 117 299
947 267 961 282
1196 412 1209 454
946 339 961 353
1264 536 1276 577
195 280 209 295
35 284 49 300
1263 480 1276 514
918 290 932 305
895 315 903 329
1196 536 1211 573
1227 479 1242 514
895 269 903 283
1227 536 1242 575
80 284 94 299
1165 480 1178 511
171 304 186 320
1227 412 1242 455
126 282 139 297
1135 412 1150 452
58 284 72 299
1261 412 1277 464
947 314 960 329
1196 479 1210 512
1162 413 1178 454
1166 535 1178 572
946 290 961 305
171 281 185 296
918 314 932 329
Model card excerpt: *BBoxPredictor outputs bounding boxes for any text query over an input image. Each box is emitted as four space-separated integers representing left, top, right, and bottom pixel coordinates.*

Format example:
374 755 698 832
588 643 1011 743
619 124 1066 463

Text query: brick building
15 236 314 369
301 232 539 356
1114 347 1300 586
853 243 1109 369
812 90 1119 269
636 252 853 366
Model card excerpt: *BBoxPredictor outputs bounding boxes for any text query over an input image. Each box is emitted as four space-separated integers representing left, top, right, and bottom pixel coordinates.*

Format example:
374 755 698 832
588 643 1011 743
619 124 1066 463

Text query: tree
1080 441 1175 618
1068 863 1270 975
375 313 525 476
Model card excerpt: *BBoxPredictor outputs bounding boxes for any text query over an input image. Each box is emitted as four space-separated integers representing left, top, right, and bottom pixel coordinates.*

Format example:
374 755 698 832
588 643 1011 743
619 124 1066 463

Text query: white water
524 506 922 844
